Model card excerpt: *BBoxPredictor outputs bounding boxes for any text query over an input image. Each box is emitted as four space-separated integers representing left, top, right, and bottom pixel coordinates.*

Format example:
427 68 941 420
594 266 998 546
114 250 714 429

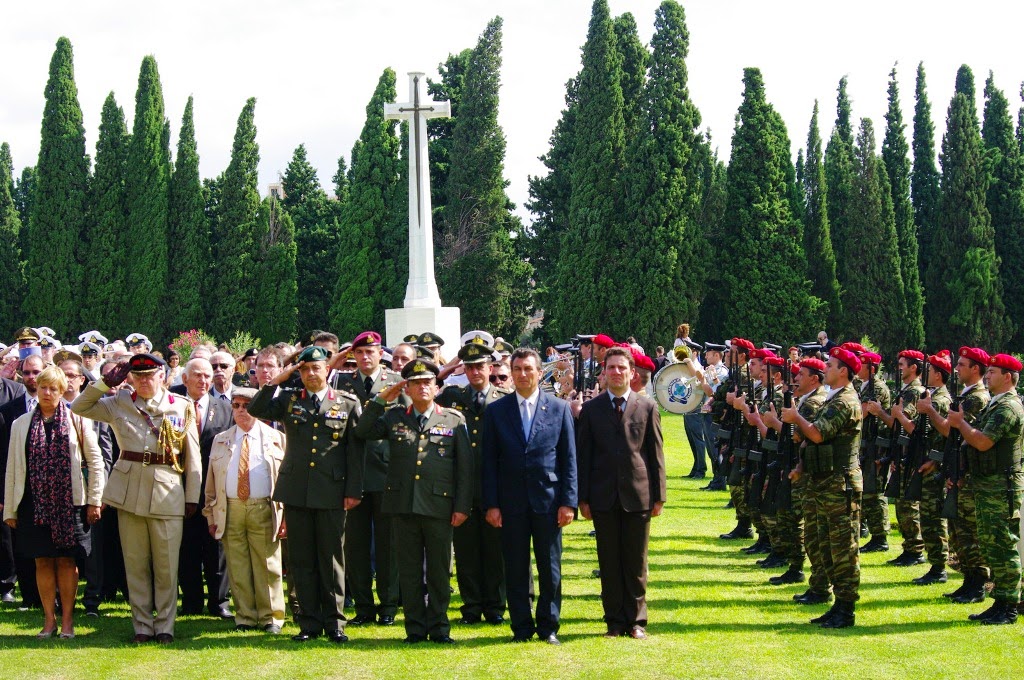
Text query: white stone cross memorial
383 72 461 348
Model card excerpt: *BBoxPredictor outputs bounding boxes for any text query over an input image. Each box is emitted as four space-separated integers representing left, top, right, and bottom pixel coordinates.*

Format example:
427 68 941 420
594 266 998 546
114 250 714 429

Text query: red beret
789 361 802 376
731 337 755 351
749 348 776 360
830 347 861 374
801 357 827 373
593 334 616 349
860 351 882 366
840 341 868 354
990 353 1023 372
631 352 656 373
959 346 991 366
351 331 382 348
927 349 952 373
764 356 786 368
898 349 925 362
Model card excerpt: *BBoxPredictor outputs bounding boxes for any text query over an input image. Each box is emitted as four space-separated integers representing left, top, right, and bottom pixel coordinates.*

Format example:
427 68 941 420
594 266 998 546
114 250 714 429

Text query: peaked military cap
402 358 439 381
14 327 40 343
128 353 165 372
460 330 494 348
78 330 108 346
458 342 494 365
418 332 444 348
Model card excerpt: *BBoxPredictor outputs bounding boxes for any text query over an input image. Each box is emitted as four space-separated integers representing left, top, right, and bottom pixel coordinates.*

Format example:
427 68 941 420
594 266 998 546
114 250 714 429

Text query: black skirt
14 479 91 561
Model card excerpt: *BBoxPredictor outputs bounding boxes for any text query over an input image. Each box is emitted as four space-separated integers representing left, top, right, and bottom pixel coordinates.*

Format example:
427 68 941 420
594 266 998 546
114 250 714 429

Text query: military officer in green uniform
247 346 363 643
437 337 512 625
782 346 863 629
70 353 201 643
355 359 472 644
330 330 405 626
948 352 1024 625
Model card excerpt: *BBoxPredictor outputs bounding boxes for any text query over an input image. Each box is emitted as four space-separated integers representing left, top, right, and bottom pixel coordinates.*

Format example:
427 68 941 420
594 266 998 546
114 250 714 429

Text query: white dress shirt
226 426 271 499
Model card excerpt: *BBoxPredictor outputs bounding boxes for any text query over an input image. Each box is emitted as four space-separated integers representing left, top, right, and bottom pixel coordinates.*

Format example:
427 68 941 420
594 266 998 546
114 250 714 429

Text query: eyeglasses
231 402 250 410
212 363 232 370
64 373 83 380
489 375 510 383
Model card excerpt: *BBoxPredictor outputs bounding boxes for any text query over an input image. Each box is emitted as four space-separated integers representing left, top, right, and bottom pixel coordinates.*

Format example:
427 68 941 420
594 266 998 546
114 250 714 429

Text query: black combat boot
981 600 1018 625
769 567 805 585
741 536 771 554
702 477 727 491
887 550 925 566
757 553 788 569
912 565 948 586
859 535 889 553
859 521 869 539
819 600 855 628
809 602 837 624
951 571 987 604
719 520 753 540
793 589 832 605
968 599 1002 622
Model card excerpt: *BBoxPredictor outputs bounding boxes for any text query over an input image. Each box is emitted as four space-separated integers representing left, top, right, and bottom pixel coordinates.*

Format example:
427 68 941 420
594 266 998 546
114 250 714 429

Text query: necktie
194 401 203 436
237 435 250 501
418 414 428 431
521 399 532 440
364 375 374 396
474 390 485 410
613 396 625 420
28 397 37 412
311 393 320 412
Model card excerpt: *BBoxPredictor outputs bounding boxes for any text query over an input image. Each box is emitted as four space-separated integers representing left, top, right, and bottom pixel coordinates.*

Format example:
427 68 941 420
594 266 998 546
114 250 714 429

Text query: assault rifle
885 363 929 500
860 365 882 494
938 372 963 520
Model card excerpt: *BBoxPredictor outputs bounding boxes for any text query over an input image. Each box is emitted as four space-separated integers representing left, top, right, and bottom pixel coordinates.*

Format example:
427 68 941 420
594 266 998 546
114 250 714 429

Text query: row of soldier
1 325 667 644
691 337 1023 628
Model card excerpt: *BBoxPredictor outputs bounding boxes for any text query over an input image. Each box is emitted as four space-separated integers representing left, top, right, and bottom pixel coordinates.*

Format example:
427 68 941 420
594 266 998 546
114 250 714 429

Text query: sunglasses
489 375 510 383
212 363 232 370
231 402 250 410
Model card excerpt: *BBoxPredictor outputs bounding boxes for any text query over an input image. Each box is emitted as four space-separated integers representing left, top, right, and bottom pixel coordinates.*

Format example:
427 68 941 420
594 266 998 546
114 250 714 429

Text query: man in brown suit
577 347 665 639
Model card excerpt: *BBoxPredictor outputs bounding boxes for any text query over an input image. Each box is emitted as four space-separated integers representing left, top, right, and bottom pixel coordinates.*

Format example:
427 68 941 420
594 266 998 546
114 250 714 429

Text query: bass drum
653 361 704 414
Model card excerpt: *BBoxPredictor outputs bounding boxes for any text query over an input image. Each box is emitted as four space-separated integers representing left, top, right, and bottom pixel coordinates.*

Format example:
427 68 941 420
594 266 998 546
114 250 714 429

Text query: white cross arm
383 99 452 121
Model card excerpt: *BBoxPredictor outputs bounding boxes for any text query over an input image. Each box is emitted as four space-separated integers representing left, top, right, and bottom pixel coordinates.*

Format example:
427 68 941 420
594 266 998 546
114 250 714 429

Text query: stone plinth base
385 307 462 356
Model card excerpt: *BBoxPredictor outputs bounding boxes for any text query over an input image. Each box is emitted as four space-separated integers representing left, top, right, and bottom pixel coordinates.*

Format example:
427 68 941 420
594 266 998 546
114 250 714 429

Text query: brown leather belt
120 450 177 466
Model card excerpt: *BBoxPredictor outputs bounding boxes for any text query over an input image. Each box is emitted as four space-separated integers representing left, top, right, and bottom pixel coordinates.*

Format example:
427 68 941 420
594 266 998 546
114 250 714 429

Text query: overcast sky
3 1 1023 222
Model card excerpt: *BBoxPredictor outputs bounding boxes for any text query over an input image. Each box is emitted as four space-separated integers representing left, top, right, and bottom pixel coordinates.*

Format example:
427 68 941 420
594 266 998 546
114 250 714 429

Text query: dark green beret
296 345 331 363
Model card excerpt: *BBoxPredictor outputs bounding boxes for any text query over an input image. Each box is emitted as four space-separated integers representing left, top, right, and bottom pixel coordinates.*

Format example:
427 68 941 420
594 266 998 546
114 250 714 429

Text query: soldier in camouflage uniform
948 353 1024 625
923 348 992 603
731 348 775 555
855 351 892 553
866 349 927 567
895 350 952 585
718 339 754 539
782 347 863 628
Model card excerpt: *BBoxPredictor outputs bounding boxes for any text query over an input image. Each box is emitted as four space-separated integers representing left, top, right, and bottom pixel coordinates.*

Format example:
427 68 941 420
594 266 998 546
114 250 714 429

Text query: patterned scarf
26 402 75 549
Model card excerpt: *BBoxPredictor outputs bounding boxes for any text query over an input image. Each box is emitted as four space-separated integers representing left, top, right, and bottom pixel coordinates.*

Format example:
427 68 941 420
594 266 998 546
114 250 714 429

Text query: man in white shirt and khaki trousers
204 387 287 633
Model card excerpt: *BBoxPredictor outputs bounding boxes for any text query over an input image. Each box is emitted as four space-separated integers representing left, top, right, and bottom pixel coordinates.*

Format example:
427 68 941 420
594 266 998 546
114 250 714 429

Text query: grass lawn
1 412 1022 678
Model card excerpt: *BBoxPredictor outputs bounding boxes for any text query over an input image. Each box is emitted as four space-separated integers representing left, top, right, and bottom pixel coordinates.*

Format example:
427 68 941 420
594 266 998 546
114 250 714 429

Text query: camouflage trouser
747 475 768 538
919 471 948 567
806 468 863 602
951 479 989 578
971 474 1024 601
802 481 830 596
895 499 924 554
777 478 805 569
861 491 889 536
731 483 750 522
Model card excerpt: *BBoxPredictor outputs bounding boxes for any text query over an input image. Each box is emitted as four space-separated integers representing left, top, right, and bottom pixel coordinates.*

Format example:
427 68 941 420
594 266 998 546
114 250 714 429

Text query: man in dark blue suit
482 348 577 645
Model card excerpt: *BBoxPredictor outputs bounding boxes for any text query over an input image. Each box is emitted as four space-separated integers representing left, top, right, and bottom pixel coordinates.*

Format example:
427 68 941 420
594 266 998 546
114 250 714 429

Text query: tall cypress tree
613 12 648 148
549 0 625 339
123 56 171 337
166 96 209 335
13 166 36 247
381 121 411 315
720 68 821 343
210 98 261 340
619 0 706 346
925 67 1011 349
824 77 856 338
332 155 350 203
24 37 88 334
912 63 942 287
843 119 905 358
803 101 842 331
882 66 925 348
283 144 338 332
251 196 297 341
81 93 129 336
427 51 470 228
439 17 532 337
0 143 24 337
982 73 1024 351
329 69 400 337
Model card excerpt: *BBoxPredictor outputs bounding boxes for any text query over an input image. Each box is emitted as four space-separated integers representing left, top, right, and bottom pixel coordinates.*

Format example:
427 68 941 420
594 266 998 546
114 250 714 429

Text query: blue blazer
482 390 577 515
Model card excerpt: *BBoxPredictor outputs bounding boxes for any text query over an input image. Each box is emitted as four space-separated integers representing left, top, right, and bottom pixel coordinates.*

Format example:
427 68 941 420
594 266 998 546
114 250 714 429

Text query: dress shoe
326 630 349 643
84 607 100 618
1 592 15 604
458 616 481 625
178 606 202 616
133 634 154 643
819 600 855 628
603 628 622 638
719 524 754 540
234 624 255 632
485 614 505 625
404 634 427 644
263 624 282 634
591 569 601 578
701 479 727 491
291 631 319 642
588 530 597 537
431 635 456 644
378 615 396 626
980 600 1018 625
887 551 925 567
691 473 706 479
912 565 948 585
793 589 832 605
768 568 805 585
541 633 561 645
155 634 174 644
510 634 532 643
628 626 647 639
859 536 889 553
209 606 233 619
349 614 375 625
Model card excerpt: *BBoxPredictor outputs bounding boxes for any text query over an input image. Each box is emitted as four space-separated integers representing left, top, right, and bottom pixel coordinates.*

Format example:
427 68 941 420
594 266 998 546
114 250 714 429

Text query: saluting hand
378 380 407 403
269 361 302 386
104 360 132 387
